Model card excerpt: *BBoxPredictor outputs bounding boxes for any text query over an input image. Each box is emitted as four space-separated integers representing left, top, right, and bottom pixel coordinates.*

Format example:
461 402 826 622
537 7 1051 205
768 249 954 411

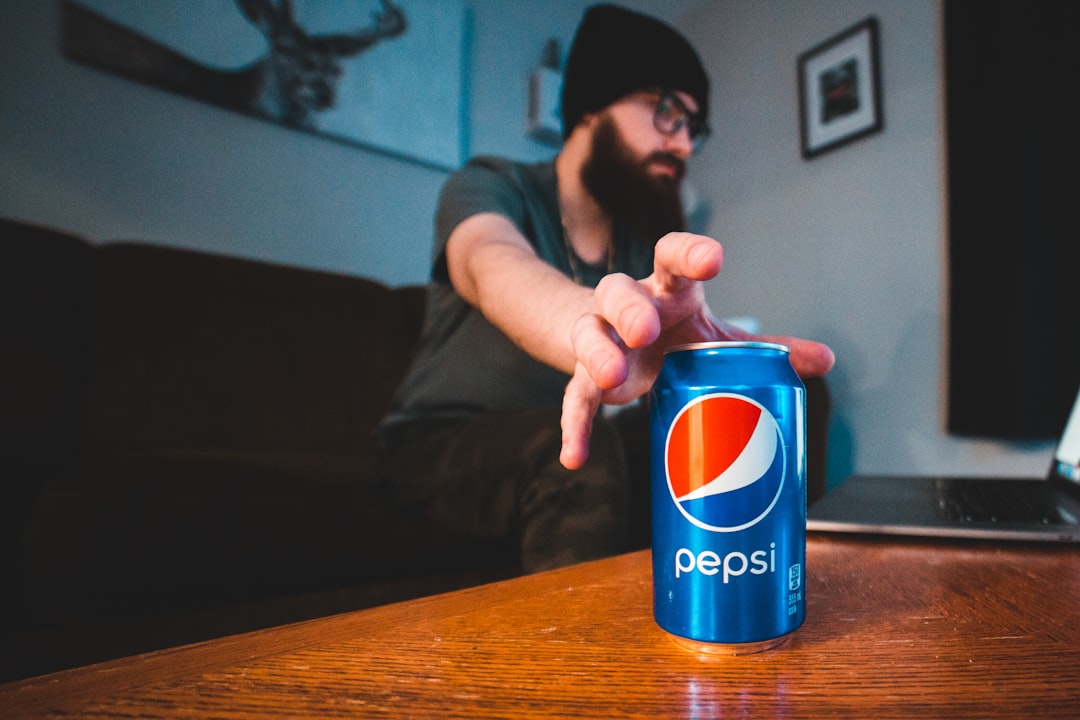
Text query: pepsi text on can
673 543 775 582
650 342 807 652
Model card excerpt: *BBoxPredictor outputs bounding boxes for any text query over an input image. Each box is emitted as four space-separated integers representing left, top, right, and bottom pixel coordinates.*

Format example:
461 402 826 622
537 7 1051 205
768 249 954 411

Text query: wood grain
3 536 1079 718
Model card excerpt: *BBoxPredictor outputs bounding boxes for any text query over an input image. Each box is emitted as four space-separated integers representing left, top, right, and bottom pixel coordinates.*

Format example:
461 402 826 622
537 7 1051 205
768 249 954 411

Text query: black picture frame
798 17 883 159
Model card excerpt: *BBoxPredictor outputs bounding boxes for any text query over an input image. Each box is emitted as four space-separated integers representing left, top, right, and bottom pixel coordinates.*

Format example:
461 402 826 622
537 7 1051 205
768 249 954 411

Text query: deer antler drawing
60 0 408 131
237 0 407 127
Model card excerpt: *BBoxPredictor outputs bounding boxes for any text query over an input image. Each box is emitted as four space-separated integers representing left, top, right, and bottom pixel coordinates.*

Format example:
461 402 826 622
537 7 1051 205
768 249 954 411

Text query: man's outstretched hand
559 232 835 470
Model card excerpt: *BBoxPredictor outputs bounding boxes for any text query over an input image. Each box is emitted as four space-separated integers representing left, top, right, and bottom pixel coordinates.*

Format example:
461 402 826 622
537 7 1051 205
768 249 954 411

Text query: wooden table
3 535 1079 719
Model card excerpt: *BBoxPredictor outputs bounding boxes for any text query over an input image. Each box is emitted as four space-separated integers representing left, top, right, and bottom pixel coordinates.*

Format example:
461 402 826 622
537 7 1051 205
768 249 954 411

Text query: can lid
664 340 790 355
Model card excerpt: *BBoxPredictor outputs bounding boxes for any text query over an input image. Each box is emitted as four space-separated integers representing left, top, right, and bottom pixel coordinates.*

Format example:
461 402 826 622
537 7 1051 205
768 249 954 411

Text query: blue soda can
650 341 806 653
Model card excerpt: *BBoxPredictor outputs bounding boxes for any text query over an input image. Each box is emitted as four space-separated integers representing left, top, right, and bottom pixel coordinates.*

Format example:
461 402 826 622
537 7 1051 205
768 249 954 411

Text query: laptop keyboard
936 479 1062 524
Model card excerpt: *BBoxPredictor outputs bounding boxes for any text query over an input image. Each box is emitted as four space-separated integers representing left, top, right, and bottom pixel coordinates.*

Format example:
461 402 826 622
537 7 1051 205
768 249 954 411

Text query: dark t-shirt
382 156 655 425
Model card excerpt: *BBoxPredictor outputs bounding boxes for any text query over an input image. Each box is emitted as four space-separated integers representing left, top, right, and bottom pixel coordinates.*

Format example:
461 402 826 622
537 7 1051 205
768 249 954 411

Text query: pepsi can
650 341 806 653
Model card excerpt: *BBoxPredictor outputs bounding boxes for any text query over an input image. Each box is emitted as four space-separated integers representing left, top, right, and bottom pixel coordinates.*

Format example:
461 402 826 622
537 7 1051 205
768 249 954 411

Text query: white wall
0 0 677 284
0 0 1056 488
677 0 1055 486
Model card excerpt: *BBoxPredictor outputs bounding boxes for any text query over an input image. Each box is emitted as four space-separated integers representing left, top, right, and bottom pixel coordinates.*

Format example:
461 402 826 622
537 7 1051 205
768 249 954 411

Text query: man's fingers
787 338 836 378
590 233 723 350
560 364 602 469
652 232 724 289
569 311 629 390
761 335 836 378
593 273 660 349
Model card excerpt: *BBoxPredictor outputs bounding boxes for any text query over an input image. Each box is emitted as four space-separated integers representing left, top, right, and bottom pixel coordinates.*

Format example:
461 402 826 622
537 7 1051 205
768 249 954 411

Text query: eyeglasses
650 90 710 151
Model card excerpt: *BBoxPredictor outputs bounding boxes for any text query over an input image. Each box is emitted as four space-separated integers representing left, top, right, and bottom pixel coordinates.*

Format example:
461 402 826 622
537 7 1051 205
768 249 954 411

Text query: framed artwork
61 0 467 170
797 17 883 159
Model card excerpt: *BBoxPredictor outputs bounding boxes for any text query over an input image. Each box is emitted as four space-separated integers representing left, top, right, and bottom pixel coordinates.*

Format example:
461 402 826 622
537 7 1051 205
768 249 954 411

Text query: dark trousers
373 404 650 574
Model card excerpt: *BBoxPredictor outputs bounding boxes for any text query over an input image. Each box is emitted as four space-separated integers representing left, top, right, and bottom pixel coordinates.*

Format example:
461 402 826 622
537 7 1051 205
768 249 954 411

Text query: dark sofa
1 217 830 682
0 218 523 682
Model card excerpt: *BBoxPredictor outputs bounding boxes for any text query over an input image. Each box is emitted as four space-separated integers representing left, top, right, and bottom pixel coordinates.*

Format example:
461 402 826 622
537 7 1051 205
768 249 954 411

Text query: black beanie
560 4 709 139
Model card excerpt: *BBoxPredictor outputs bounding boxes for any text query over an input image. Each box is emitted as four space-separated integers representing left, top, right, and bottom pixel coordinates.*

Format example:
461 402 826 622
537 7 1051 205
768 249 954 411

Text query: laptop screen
1054 388 1080 485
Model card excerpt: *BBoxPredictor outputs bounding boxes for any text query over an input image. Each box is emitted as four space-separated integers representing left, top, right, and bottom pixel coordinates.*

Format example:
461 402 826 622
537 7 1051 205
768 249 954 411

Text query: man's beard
580 115 687 241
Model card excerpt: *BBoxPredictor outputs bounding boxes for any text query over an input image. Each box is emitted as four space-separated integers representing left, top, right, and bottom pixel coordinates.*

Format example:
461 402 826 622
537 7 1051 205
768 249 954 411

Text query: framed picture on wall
797 17 883 159
60 0 467 170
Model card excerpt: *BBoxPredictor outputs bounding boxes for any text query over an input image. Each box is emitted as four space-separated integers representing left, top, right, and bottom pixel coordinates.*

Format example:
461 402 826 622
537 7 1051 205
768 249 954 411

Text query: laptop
807 386 1080 543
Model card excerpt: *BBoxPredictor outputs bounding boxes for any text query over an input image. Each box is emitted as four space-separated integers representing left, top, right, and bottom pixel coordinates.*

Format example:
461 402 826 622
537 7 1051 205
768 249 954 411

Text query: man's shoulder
435 155 560 255
457 155 554 187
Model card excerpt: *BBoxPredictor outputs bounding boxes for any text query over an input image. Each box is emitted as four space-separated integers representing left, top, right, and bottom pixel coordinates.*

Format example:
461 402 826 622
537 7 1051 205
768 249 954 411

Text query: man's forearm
447 212 597 375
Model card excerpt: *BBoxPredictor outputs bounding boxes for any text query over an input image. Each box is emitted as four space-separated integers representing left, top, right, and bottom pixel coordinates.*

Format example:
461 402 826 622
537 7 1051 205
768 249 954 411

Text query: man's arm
446 211 596 374
445 216 834 471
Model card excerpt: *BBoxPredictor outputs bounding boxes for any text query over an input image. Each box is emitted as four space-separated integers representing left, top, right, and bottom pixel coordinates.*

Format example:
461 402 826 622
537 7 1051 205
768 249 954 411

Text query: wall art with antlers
62 0 467 169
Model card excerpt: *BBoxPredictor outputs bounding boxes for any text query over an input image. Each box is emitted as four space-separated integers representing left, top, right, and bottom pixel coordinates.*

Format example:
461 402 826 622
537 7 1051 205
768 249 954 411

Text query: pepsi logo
665 393 785 532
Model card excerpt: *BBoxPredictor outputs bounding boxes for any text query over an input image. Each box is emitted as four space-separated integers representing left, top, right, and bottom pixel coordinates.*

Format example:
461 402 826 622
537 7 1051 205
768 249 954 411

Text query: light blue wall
0 0 684 284
0 0 1055 487
0 0 624 283
681 0 1054 486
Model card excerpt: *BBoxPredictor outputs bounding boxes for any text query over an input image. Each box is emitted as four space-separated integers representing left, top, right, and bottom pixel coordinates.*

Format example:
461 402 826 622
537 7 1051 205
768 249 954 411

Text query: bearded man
373 4 834 574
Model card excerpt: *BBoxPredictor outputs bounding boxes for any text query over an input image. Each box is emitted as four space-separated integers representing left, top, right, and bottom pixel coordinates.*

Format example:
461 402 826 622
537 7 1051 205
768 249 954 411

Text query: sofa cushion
83 243 422 457
20 449 516 624
0 220 93 465
0 220 95 621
